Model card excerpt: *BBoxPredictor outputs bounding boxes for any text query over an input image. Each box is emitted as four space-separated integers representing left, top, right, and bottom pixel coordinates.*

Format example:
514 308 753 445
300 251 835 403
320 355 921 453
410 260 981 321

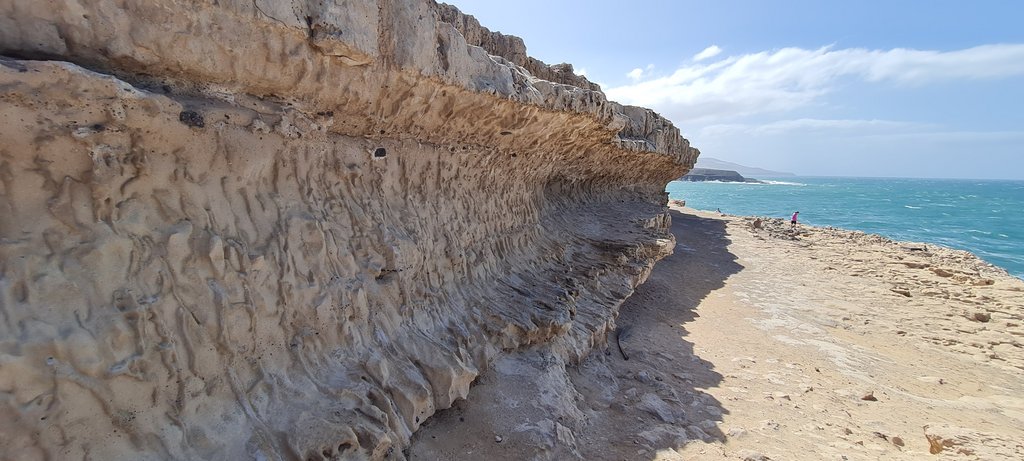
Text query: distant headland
680 168 764 183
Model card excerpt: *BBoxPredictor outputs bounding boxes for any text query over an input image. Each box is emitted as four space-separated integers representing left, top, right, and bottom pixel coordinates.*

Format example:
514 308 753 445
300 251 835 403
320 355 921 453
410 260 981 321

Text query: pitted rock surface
0 1 695 460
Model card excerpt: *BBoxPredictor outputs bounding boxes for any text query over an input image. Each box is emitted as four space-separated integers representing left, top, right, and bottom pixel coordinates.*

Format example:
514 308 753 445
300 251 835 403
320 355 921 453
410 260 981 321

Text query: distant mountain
695 157 794 177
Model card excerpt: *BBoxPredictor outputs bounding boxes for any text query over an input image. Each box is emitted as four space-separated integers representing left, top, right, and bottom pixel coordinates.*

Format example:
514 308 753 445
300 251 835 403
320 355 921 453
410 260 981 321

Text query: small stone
727 427 747 438
494 435 502 443
891 288 912 297
178 110 205 128
861 391 878 401
973 312 991 322
891 436 904 447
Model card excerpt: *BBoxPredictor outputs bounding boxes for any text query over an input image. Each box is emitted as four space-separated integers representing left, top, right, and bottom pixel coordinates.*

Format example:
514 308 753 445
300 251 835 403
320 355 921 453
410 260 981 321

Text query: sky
444 1 1024 179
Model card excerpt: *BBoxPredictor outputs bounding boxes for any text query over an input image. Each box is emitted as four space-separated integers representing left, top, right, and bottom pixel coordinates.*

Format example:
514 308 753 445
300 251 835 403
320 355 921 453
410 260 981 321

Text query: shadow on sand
409 210 744 460
571 208 744 458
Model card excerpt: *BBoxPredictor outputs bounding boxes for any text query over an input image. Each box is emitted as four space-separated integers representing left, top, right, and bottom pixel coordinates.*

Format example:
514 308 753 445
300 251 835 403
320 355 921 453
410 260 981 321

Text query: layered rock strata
0 1 697 459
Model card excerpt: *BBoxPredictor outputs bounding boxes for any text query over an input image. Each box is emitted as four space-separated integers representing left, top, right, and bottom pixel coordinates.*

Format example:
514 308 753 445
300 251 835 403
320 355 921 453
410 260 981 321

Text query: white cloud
576 68 588 77
626 64 655 82
606 44 1024 123
693 45 722 62
857 129 1024 143
697 118 1024 146
693 125 1024 179
700 118 929 137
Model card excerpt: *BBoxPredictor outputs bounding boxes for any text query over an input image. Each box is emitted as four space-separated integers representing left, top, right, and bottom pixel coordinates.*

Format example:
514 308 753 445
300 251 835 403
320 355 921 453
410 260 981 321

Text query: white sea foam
665 176 1023 278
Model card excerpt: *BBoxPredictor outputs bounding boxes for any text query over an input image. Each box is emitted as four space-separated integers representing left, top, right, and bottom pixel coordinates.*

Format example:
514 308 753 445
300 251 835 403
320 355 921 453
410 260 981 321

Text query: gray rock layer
0 1 696 460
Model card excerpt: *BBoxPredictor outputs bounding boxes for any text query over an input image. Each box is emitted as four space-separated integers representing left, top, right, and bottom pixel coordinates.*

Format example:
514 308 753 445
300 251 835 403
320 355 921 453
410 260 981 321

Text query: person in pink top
791 211 799 227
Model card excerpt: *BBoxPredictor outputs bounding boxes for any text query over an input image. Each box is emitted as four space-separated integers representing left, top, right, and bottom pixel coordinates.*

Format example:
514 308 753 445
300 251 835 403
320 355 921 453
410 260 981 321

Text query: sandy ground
409 207 1024 460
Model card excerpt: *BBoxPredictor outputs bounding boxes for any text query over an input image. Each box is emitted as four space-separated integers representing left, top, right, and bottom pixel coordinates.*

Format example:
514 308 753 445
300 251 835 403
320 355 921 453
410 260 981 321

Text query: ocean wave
663 177 1023 278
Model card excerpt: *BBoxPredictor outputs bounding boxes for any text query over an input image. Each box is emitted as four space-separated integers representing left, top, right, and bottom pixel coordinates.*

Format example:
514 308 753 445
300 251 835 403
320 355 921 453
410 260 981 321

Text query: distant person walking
791 211 799 227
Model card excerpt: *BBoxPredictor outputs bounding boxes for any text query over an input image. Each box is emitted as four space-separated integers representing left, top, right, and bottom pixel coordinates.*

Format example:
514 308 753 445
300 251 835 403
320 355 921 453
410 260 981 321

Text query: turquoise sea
666 177 1024 279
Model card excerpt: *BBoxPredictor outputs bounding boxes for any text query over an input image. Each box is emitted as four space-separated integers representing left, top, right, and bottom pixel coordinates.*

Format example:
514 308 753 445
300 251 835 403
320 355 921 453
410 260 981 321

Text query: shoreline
409 205 1024 460
707 209 1019 281
675 199 1023 282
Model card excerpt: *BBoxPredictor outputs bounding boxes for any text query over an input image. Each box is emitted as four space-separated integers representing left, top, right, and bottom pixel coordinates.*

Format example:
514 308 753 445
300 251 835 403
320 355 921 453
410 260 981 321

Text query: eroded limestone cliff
0 1 697 459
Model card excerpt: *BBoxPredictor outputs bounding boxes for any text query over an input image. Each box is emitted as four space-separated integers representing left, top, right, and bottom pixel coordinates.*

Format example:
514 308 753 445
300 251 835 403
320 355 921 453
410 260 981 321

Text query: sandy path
409 207 1024 460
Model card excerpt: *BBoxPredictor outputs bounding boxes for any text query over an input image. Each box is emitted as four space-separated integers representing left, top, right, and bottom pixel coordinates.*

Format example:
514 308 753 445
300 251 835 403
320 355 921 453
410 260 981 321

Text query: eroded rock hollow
0 1 697 459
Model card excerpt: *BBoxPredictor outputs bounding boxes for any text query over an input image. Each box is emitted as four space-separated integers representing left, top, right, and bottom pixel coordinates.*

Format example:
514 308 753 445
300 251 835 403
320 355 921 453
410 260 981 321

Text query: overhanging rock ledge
0 1 698 459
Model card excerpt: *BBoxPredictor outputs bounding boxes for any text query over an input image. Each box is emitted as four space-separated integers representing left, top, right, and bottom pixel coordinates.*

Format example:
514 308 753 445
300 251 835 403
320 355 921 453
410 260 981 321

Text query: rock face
0 1 696 460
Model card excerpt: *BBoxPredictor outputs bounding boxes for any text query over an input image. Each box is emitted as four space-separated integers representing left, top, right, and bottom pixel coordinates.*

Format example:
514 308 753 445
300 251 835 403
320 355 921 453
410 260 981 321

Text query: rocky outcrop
680 168 761 183
434 3 599 91
0 1 697 460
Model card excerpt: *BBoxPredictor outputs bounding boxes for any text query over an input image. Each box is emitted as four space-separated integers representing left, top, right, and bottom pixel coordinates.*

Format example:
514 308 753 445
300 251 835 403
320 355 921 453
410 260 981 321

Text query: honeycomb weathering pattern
0 1 697 459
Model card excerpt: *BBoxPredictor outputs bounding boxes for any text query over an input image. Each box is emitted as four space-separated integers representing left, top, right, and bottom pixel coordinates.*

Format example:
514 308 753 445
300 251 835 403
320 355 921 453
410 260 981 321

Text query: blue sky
445 1 1024 179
